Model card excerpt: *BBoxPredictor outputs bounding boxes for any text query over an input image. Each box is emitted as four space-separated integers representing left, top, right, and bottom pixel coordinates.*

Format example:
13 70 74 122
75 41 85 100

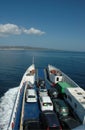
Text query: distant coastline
0 46 84 53
0 46 61 52
0 46 48 50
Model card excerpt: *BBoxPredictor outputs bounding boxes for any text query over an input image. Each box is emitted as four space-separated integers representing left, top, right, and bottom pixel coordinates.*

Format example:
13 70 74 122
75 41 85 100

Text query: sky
0 0 85 51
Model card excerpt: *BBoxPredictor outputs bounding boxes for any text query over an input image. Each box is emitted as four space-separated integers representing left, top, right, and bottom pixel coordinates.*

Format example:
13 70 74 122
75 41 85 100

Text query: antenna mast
32 56 34 64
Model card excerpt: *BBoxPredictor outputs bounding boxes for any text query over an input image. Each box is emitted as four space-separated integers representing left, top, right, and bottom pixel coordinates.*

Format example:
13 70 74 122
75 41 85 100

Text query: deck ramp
38 68 45 79
23 68 45 121
24 102 40 120
14 68 52 129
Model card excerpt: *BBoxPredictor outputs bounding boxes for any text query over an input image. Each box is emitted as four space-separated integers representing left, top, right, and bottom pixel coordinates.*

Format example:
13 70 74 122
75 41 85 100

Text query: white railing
62 72 79 88
19 82 27 130
7 83 25 130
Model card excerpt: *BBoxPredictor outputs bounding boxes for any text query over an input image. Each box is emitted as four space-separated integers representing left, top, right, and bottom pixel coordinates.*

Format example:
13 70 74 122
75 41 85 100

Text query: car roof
49 88 57 92
39 88 47 91
23 119 41 130
27 89 36 95
54 99 68 107
64 117 81 129
41 96 52 102
41 111 60 127
72 124 85 130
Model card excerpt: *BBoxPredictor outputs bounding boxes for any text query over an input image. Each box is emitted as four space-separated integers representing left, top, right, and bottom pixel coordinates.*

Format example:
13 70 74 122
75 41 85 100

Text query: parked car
52 99 69 118
37 78 46 88
39 96 53 111
48 88 58 99
38 88 48 97
60 116 81 130
39 111 62 130
23 119 42 130
26 89 37 103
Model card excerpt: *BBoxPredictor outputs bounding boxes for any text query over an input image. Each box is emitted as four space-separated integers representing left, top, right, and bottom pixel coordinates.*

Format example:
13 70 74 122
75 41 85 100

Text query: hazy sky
0 0 85 51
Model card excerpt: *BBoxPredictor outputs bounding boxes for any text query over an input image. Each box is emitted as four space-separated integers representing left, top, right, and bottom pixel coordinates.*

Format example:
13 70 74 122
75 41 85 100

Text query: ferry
7 64 85 130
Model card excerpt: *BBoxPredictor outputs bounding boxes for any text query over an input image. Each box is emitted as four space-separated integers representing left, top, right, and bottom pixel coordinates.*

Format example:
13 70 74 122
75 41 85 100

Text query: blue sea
0 49 85 130
0 49 85 98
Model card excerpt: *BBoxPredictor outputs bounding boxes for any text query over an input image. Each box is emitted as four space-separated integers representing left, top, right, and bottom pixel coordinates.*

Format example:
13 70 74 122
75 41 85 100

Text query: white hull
7 64 85 130
7 64 35 130
47 64 85 125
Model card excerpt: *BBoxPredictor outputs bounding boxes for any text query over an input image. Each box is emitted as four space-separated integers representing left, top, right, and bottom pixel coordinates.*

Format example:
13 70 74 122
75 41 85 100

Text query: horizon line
0 45 85 53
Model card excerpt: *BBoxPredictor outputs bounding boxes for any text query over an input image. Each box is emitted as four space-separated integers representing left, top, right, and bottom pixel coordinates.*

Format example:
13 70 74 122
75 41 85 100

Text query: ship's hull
7 64 85 130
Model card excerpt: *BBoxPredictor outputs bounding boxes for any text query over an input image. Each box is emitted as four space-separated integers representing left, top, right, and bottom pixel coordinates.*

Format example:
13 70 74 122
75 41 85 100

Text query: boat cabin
49 69 63 84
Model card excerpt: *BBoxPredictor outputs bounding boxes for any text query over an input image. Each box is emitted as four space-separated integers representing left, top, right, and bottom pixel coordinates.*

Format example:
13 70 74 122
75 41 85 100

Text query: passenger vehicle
52 99 69 118
39 111 62 130
38 88 48 97
60 116 81 130
39 96 53 111
26 89 37 102
37 78 46 88
23 119 42 130
48 88 58 99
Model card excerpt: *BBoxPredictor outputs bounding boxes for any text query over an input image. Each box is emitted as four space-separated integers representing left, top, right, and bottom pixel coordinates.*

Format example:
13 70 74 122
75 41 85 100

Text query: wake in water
0 87 19 130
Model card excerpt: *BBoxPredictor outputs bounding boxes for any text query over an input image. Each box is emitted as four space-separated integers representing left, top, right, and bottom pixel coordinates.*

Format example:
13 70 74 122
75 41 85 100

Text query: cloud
23 27 45 35
0 24 21 37
0 23 45 37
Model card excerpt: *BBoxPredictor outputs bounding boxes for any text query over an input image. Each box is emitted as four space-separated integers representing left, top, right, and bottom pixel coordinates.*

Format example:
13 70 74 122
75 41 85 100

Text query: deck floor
13 68 51 130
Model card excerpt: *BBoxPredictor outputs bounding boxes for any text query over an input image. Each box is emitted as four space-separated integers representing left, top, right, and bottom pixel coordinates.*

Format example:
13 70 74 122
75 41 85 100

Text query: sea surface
0 49 85 98
0 49 85 129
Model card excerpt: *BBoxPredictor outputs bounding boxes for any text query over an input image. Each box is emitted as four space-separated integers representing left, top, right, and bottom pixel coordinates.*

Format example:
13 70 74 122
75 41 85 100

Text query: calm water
0 50 85 98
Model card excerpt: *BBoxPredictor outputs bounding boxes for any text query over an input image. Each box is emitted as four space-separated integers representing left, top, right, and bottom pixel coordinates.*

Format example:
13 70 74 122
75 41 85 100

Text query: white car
26 89 37 102
38 89 48 97
39 96 53 111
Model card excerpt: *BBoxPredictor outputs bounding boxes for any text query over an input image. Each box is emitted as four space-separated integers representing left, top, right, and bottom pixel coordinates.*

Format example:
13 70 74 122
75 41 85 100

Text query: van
48 88 58 99
23 119 42 130
38 88 48 96
39 96 53 111
26 89 37 103
61 116 81 130
39 111 62 130
52 99 69 118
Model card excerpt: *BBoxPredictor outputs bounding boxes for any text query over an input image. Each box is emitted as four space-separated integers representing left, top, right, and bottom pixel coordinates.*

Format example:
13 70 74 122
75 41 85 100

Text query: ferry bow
7 64 85 130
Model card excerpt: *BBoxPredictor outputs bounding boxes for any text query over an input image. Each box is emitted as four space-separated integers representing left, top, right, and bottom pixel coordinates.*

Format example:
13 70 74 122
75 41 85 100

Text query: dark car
23 119 42 130
60 116 81 130
39 111 62 130
48 88 58 99
52 99 69 118
37 78 46 89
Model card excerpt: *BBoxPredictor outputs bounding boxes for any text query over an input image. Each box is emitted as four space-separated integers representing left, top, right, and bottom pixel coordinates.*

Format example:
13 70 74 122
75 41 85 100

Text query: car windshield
28 95 35 98
40 89 47 92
